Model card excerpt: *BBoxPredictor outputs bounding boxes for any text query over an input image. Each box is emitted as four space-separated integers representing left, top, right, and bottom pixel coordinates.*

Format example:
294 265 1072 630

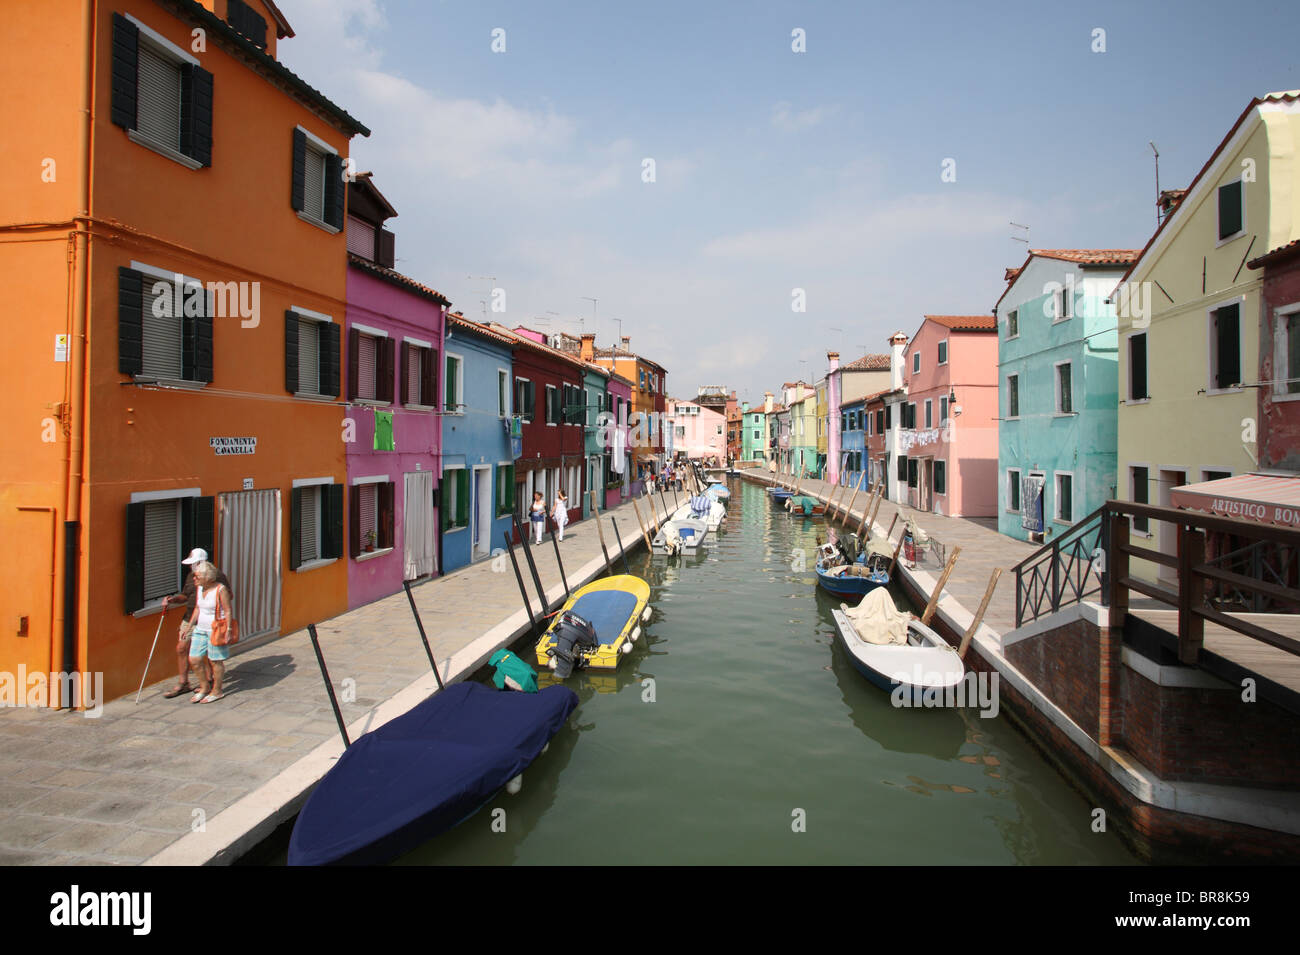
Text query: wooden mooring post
920 547 962 626
958 568 1001 658
841 474 865 527
630 494 653 551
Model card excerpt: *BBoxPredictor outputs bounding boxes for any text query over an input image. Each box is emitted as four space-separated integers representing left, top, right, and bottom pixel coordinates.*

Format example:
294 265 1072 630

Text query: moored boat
785 494 824 517
534 574 652 673
287 681 578 866
830 589 964 701
652 517 709 554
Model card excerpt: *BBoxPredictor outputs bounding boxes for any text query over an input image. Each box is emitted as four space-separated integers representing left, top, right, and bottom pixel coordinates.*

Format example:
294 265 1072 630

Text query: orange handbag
210 594 240 647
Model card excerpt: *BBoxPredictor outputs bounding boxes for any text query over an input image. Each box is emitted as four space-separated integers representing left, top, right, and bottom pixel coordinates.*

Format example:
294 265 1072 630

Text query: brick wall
1004 619 1100 737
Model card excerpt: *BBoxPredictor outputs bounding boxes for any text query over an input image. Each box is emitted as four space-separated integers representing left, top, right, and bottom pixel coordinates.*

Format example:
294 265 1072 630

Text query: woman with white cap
160 548 229 699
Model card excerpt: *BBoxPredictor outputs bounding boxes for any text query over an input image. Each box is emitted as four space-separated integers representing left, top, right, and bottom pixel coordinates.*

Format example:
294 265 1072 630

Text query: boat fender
620 642 633 654
506 774 523 795
642 607 652 622
631 625 641 642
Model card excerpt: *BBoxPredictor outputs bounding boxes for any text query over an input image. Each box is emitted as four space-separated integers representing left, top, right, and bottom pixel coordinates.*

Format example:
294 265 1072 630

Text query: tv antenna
1010 222 1029 245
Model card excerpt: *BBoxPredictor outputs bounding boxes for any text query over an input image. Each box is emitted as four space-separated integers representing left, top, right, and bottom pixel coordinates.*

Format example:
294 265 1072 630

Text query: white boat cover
842 589 909 646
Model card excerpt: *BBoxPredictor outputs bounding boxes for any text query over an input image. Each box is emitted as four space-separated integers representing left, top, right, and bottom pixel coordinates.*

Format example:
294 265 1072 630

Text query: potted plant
363 530 376 553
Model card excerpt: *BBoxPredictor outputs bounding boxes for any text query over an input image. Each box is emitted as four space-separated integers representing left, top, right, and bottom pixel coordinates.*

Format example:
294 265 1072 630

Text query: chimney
580 333 596 362
1158 187 1187 222
620 336 631 351
890 332 909 391
764 391 774 414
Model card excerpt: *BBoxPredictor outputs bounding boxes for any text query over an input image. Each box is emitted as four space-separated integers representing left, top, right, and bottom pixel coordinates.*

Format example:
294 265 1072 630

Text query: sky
276 0 1300 408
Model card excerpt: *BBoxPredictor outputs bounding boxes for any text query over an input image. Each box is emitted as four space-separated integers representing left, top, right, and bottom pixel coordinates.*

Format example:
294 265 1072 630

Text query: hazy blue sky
277 0 1300 406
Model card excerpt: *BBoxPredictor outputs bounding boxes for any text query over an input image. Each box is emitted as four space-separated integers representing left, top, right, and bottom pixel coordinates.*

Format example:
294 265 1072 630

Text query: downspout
60 0 95 691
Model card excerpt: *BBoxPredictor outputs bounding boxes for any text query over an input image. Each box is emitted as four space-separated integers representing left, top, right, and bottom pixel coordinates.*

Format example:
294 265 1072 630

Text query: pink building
898 315 999 517
607 373 634 505
666 399 726 463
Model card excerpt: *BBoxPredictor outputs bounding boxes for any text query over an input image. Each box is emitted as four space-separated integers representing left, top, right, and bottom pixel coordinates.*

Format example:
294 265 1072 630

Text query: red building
1248 239 1300 472
494 325 588 531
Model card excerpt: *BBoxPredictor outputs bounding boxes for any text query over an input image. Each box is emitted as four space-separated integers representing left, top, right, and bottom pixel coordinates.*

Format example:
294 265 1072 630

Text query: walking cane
135 614 166 704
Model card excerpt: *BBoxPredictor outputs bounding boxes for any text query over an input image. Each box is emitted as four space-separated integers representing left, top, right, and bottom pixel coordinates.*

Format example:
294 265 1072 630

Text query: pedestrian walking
530 491 546 545
159 548 229 699
552 488 570 542
186 560 233 704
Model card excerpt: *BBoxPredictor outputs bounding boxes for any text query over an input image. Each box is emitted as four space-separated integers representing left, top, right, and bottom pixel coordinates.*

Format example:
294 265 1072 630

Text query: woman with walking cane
158 548 227 698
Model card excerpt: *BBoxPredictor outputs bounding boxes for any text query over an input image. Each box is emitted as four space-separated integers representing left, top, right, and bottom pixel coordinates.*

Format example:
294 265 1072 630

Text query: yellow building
1116 91 1300 582
815 381 828 476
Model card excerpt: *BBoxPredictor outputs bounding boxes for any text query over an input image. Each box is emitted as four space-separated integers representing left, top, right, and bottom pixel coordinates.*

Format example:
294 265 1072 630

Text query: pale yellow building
1117 91 1300 582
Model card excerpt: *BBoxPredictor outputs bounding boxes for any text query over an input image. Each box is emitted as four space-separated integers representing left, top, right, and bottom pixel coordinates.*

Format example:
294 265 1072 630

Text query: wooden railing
1013 505 1109 627
1106 502 1300 665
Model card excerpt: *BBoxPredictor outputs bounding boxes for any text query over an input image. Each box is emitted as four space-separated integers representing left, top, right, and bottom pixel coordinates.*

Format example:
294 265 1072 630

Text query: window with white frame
1275 306 1300 396
1007 309 1019 338
924 399 933 429
357 483 378 549
515 378 534 422
400 339 436 407
142 499 181 603
286 308 339 398
937 340 948 365
940 396 949 423
122 264 213 384
1218 179 1244 242
444 353 464 411
498 370 510 416
1055 362 1073 414
1209 303 1242 390
912 351 921 375
1006 469 1021 512
545 384 559 425
356 332 379 399
291 480 344 569
1007 374 1019 418
1055 472 1074 523
1054 285 1073 322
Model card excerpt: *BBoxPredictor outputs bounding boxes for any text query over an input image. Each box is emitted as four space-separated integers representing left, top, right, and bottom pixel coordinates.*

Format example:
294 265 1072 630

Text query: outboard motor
549 611 600 678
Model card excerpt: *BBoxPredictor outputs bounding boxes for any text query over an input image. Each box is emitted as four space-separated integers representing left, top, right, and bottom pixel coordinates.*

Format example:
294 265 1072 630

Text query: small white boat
672 496 725 530
652 517 709 555
830 589 964 702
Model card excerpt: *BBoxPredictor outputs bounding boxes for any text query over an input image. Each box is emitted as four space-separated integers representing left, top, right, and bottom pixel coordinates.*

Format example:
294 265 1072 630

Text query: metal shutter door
346 216 374 257
358 483 377 543
141 284 183 379
299 486 319 562
143 500 179 601
407 347 421 404
137 43 181 149
297 319 319 394
303 144 325 220
217 489 282 641
358 334 377 399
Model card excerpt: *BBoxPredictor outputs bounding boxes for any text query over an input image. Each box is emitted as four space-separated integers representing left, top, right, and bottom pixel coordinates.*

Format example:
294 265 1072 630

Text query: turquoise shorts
189 628 229 662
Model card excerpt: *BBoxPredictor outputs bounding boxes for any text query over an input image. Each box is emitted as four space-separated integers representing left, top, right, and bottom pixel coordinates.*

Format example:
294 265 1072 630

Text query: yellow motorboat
534 574 652 675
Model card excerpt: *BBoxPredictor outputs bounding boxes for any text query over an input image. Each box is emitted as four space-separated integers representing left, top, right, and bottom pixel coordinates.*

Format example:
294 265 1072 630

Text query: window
496 465 515 516
441 469 469 531
639 370 646 391
290 482 344 569
934 460 946 495
924 400 933 429
1210 303 1241 390
876 409 884 433
356 333 378 399
754 429 761 440
117 264 213 385
907 458 918 488
285 309 340 397
884 405 892 430
1006 469 1021 512
1055 285 1073 322
1130 466 1149 533
109 14 212 169
1055 473 1073 523
291 128 344 231
897 454 908 482
1055 363 1073 414
346 215 376 259
1129 333 1149 400
498 370 510 416
1218 179 1244 242
401 340 437 407
515 378 535 422
545 385 559 425
1007 374 1019 418
912 352 921 375
1202 469 1232 483
349 478 394 557
1007 309 1019 338
940 396 949 423
444 353 464 411
1278 308 1300 396
348 327 394 403
907 403 917 429
123 493 214 613
937 340 948 365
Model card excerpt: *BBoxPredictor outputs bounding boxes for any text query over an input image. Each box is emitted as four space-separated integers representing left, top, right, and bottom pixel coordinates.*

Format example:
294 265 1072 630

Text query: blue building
839 396 866 488
993 250 1137 542
439 313 518 573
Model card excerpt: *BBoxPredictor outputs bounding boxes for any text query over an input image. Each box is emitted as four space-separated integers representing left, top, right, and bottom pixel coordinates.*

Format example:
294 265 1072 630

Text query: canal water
388 479 1140 865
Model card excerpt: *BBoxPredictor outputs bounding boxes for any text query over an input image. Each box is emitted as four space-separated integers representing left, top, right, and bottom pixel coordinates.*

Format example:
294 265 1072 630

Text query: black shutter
324 484 344 559
400 341 410 405
291 129 306 212
124 501 146 613
321 322 340 397
227 0 268 50
324 153 344 230
348 484 361 558
195 296 214 383
379 482 395 549
284 310 299 392
897 454 907 481
422 346 437 406
118 267 144 375
1131 334 1148 400
110 13 138 131
378 337 395 403
289 488 302 569
181 496 215 566
378 229 395 269
179 63 213 167
1218 182 1243 240
1216 306 1241 388
347 327 359 399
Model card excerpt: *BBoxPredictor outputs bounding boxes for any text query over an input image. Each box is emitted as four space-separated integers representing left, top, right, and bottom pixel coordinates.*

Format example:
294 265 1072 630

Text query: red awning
1169 473 1300 528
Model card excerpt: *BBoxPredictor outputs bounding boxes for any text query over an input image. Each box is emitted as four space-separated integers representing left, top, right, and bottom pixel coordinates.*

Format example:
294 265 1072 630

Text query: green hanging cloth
374 411 396 451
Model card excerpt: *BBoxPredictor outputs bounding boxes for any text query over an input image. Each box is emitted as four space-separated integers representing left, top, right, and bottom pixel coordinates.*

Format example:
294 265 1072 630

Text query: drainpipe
58 0 95 690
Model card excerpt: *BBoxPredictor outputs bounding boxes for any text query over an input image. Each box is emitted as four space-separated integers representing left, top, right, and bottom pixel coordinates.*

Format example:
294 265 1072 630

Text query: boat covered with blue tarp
287 681 578 865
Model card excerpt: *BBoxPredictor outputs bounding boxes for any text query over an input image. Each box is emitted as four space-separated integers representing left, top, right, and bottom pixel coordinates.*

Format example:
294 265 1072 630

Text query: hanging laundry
374 410 396 451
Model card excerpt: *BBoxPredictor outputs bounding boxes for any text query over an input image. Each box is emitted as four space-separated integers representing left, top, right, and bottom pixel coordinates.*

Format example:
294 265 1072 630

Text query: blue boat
287 682 577 865
815 561 889 599
770 488 793 502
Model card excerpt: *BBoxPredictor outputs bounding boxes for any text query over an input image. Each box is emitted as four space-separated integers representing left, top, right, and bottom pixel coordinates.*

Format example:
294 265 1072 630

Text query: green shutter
440 471 451 532
456 470 469 527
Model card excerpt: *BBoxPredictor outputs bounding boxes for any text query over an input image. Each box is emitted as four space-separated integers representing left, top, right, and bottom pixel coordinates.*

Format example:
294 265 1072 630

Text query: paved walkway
0 493 674 866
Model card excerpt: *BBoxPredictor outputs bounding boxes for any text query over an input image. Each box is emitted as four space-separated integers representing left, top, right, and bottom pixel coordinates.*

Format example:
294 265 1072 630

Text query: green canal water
385 479 1140 866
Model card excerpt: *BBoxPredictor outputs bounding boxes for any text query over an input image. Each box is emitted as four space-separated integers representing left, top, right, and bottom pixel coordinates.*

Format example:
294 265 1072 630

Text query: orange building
0 0 369 703
591 336 668 479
